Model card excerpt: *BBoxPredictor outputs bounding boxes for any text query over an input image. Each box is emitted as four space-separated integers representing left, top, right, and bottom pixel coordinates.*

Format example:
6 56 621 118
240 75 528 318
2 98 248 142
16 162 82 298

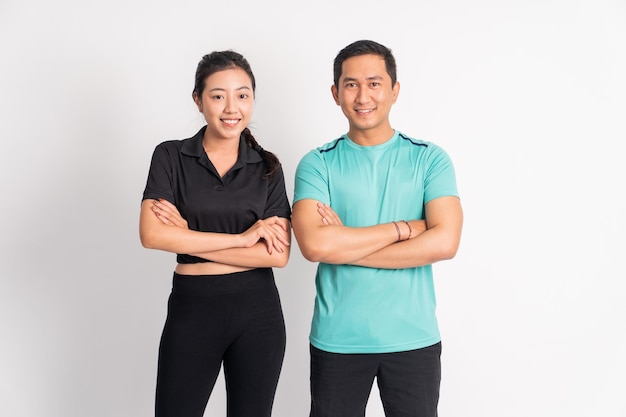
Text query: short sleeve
263 164 292 220
142 142 176 203
423 145 459 203
293 150 330 205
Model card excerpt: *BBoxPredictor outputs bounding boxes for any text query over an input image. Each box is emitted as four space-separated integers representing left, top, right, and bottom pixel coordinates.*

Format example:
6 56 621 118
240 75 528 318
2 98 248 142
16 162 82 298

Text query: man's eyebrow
341 75 384 83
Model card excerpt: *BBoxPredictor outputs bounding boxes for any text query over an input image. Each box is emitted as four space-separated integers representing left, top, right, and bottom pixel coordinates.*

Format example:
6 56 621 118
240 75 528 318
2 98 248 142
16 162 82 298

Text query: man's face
331 54 399 139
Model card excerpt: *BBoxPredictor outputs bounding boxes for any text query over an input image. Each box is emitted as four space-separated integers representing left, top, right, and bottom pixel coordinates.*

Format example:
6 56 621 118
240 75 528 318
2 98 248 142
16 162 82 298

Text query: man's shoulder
397 132 433 148
314 136 346 154
297 136 346 165
396 132 451 156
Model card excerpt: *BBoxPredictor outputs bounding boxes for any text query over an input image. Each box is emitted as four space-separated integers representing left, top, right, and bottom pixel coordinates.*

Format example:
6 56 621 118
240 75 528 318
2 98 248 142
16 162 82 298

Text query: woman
140 50 291 417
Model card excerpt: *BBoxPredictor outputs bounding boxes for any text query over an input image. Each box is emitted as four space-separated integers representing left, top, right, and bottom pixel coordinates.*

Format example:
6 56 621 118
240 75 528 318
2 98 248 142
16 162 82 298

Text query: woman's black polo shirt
142 126 292 264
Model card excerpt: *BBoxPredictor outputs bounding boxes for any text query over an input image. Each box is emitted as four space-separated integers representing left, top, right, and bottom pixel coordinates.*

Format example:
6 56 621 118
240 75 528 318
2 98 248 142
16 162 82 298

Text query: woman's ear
192 92 203 112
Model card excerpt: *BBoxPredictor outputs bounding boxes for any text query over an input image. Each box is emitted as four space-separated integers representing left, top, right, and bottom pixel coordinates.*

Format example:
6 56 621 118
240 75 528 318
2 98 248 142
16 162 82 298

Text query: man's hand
317 202 344 226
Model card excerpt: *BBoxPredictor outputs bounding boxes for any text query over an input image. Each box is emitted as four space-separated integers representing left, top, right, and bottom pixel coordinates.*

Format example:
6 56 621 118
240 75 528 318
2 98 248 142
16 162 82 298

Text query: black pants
310 343 442 417
155 269 286 417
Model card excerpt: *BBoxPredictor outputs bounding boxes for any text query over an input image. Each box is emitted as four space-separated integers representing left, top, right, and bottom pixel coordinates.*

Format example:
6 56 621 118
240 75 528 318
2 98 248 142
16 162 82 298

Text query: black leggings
155 269 286 417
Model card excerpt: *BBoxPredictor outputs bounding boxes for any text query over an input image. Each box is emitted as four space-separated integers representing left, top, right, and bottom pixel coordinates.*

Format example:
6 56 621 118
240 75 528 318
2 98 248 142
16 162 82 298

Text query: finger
151 203 165 218
153 205 175 224
265 216 289 232
317 204 339 224
318 210 331 225
155 212 173 225
255 225 272 251
262 236 273 254
271 224 291 245
271 236 284 253
262 228 283 253
319 208 337 225
168 214 186 228
263 226 287 254
155 200 188 228
157 198 178 211
321 204 336 217
274 217 289 231
327 213 342 226
322 205 343 226
155 201 177 218
155 199 179 215
153 201 172 217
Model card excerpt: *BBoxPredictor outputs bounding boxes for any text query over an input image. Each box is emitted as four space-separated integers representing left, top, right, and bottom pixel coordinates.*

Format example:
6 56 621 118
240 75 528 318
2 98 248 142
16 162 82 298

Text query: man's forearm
293 199 421 264
351 224 460 269
351 196 463 269
294 222 401 264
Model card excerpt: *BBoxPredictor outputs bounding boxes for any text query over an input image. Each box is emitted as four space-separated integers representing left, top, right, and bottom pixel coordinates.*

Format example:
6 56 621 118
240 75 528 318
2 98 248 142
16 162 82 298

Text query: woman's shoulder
154 138 184 151
153 126 205 153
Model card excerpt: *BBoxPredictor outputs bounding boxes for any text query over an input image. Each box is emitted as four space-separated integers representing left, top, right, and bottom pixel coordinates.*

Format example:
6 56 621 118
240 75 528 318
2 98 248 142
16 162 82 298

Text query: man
291 40 463 417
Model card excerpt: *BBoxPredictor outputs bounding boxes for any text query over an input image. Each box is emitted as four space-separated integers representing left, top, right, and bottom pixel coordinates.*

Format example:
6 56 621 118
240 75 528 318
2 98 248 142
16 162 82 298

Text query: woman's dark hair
333 40 397 88
193 50 280 178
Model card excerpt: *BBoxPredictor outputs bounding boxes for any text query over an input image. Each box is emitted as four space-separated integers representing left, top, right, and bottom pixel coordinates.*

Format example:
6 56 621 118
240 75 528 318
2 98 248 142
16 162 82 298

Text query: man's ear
392 81 400 104
331 84 340 105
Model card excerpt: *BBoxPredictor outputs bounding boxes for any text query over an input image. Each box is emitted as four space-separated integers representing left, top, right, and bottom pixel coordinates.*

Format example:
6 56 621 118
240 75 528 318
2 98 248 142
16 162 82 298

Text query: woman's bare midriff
175 262 253 276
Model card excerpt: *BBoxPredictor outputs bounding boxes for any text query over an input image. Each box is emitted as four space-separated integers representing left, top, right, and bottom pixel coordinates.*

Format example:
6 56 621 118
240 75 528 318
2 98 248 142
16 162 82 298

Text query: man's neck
347 126 395 147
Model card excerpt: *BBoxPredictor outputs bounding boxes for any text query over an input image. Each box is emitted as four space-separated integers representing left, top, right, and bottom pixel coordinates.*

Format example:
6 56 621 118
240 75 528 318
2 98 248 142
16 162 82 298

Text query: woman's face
194 67 254 141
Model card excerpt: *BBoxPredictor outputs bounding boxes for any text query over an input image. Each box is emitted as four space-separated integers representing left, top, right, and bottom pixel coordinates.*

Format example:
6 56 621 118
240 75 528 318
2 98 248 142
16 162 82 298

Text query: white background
1 0 625 416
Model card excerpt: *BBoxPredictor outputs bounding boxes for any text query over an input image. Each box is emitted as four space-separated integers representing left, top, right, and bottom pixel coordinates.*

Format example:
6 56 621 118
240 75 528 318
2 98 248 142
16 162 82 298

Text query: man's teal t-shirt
294 131 459 354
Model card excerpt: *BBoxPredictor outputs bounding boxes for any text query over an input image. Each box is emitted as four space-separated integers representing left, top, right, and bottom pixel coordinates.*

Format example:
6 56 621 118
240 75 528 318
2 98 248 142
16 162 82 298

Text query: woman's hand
151 199 189 229
152 199 290 255
240 216 290 254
